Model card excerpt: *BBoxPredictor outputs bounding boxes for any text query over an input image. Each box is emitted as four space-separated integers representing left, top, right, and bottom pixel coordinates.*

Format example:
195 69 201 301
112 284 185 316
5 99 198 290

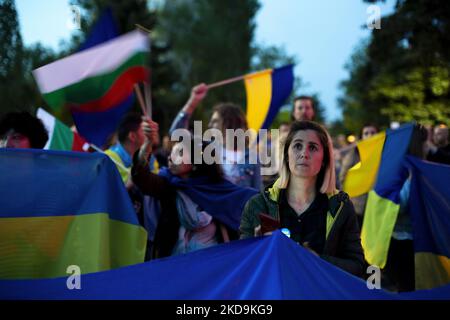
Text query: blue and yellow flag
343 123 414 268
0 149 147 279
1 231 449 299
404 155 450 290
244 64 294 131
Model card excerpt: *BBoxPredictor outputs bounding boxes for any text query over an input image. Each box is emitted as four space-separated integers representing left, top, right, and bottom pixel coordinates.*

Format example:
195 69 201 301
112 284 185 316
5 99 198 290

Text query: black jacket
240 184 366 277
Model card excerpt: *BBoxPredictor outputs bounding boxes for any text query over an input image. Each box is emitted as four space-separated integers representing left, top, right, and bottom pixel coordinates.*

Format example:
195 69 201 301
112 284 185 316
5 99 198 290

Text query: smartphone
259 213 280 234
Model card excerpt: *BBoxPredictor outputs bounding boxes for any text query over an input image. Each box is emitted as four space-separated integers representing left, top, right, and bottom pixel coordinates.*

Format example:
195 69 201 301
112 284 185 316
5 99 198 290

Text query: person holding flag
169 83 262 190
132 118 258 258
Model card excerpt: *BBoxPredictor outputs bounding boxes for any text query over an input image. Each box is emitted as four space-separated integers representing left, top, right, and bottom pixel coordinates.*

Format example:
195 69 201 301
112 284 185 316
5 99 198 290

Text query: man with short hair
291 96 315 121
0 111 48 149
105 112 154 185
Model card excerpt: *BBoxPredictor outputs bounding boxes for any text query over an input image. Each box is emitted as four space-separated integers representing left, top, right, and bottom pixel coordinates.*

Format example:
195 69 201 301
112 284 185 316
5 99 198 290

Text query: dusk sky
16 0 396 122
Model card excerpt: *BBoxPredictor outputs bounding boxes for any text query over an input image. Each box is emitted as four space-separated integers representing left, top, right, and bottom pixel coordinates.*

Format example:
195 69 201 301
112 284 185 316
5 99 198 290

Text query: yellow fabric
104 149 130 184
344 132 386 198
152 157 160 174
361 190 400 268
244 69 272 131
0 213 147 279
415 252 450 290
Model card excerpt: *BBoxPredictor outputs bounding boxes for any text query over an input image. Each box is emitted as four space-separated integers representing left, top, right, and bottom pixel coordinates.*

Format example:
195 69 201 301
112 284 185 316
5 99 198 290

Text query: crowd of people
1 85 449 293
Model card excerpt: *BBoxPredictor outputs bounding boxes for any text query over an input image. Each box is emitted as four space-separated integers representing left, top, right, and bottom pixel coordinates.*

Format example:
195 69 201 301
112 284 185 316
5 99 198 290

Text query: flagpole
206 69 272 90
135 24 152 34
89 143 130 173
134 84 147 116
144 82 152 120
206 75 246 90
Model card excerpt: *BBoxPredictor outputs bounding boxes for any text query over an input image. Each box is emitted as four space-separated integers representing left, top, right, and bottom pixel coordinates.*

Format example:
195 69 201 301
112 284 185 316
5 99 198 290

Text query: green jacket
240 183 366 277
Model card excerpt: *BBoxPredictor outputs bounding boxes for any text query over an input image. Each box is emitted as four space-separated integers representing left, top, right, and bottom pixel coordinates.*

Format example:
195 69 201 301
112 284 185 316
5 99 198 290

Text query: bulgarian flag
33 30 149 113
37 108 89 152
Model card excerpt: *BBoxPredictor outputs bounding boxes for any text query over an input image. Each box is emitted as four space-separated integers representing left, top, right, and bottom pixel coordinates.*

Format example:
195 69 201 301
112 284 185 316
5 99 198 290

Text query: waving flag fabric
1 231 449 300
78 7 119 52
71 7 136 147
245 65 294 131
359 123 414 268
343 132 386 198
404 156 450 290
0 149 147 279
36 108 89 152
33 30 149 114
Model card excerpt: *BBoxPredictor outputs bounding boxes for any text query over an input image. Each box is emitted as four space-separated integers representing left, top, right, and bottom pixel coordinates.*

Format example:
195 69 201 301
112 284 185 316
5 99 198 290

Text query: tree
0 0 28 116
340 0 450 132
156 0 260 126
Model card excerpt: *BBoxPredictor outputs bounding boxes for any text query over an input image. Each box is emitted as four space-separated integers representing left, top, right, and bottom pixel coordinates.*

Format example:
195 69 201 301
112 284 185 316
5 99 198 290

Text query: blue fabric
404 156 450 256
0 148 139 226
221 148 262 190
72 94 135 148
374 123 414 203
72 7 134 148
109 143 132 168
78 7 119 51
158 167 258 230
392 179 413 239
1 231 449 300
261 64 295 130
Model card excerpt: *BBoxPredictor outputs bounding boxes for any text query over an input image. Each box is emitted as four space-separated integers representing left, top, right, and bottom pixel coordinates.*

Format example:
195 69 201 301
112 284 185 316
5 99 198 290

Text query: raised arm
169 83 209 134
132 118 171 199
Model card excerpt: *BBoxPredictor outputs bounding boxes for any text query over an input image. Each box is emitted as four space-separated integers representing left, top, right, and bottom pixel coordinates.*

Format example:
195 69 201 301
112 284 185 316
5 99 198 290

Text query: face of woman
168 142 193 177
287 130 324 179
208 112 223 133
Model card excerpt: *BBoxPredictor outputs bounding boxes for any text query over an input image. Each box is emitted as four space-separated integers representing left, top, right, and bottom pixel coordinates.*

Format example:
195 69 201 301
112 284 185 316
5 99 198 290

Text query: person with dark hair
169 83 262 190
132 119 258 258
383 124 429 292
0 111 48 149
105 112 159 185
339 123 379 227
426 125 450 165
240 120 365 277
291 96 315 121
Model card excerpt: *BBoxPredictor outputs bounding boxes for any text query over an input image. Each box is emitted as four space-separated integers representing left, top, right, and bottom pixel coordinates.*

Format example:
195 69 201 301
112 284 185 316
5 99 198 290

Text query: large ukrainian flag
244 64 294 131
404 155 450 290
0 149 147 279
343 123 414 268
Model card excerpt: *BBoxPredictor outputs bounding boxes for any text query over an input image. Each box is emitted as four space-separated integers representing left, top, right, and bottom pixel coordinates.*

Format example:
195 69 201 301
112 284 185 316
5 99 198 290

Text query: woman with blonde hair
240 121 365 277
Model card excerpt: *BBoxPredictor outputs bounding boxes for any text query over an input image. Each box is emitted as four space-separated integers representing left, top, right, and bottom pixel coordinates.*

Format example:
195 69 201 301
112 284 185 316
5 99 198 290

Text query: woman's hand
139 117 159 162
187 83 208 109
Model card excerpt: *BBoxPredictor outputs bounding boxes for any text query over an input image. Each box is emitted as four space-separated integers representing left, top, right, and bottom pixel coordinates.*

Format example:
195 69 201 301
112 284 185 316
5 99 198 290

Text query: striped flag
244 65 294 131
71 7 137 147
37 108 89 152
404 156 450 290
33 30 149 113
0 148 147 279
343 123 414 268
